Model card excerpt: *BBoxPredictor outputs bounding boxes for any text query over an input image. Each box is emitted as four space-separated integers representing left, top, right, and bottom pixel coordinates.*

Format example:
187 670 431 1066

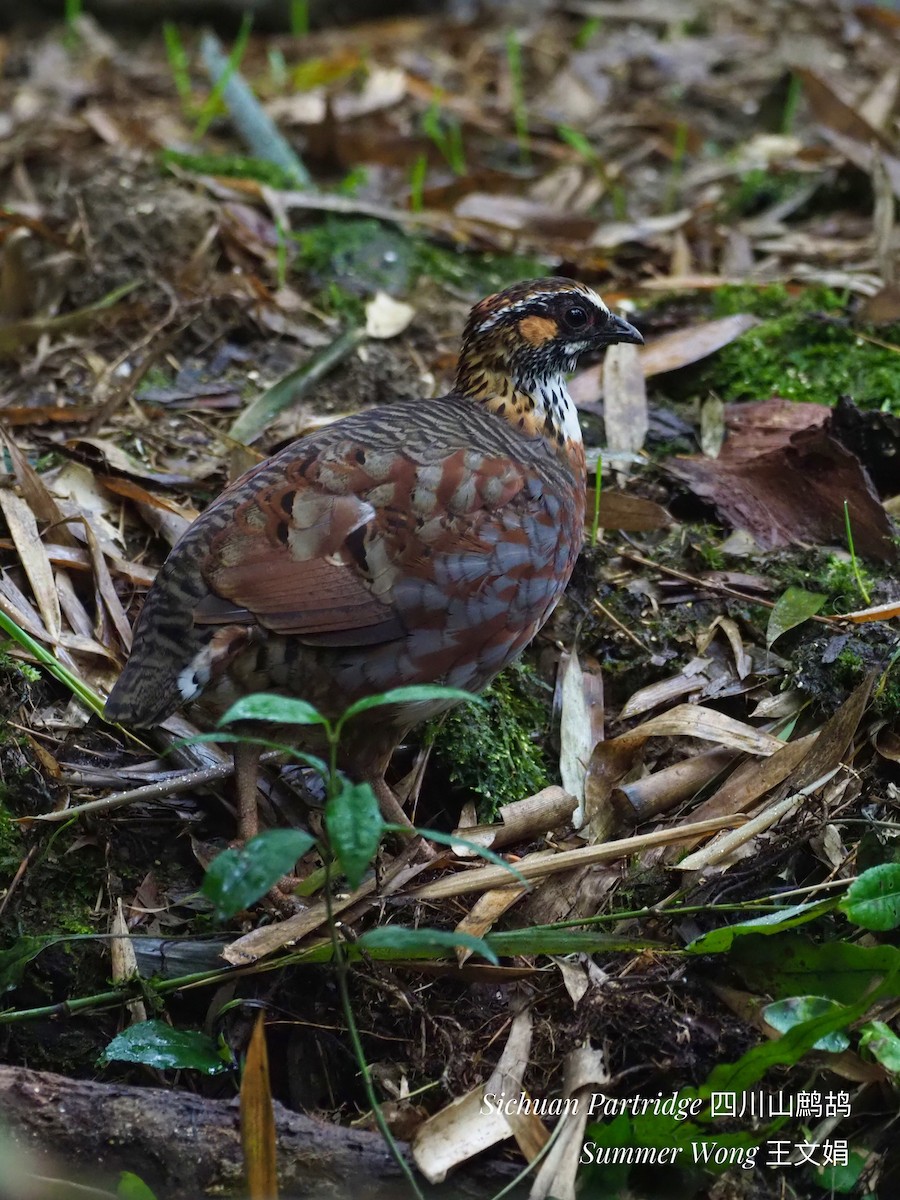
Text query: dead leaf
670 407 897 561
241 1013 278 1200
0 490 61 641
558 650 604 826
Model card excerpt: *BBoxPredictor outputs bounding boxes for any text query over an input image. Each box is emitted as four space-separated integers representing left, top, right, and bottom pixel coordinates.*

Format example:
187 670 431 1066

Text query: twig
592 597 651 652
25 762 238 823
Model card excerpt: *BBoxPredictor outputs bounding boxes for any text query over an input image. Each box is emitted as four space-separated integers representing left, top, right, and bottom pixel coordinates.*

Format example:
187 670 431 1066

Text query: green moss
761 548 879 615
428 662 552 820
160 148 299 189
0 799 24 869
699 284 900 409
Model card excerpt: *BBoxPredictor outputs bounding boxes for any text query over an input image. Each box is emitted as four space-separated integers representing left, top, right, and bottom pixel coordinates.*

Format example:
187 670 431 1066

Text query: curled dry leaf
529 1046 610 1200
670 406 897 561
558 650 604 826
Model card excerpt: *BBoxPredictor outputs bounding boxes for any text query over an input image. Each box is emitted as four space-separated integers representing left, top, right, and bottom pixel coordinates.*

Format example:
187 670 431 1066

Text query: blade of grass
844 499 872 605
0 608 105 718
163 22 193 112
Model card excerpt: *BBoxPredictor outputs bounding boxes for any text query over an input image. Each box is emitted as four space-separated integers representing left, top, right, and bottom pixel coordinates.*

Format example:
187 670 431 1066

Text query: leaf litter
1 1 900 1196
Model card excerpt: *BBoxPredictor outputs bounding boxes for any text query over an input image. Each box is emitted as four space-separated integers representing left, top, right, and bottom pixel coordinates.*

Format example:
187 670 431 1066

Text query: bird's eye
563 305 589 331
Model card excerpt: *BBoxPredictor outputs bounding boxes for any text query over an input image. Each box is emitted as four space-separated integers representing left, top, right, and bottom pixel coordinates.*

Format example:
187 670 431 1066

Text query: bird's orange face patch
517 315 558 345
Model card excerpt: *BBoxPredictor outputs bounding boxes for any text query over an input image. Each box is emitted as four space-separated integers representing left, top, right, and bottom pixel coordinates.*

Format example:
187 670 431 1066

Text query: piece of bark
0 1065 517 1199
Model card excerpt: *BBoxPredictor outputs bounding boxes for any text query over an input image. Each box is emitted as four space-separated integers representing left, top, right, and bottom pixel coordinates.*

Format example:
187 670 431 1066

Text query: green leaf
839 863 900 930
703 980 889 1097
0 935 56 994
99 1019 233 1074
762 996 850 1051
340 685 483 724
859 1019 900 1071
685 900 836 954
325 781 384 889
117 1172 160 1200
359 926 499 965
730 933 900 1004
487 929 663 957
766 585 826 647
201 830 315 918
218 693 326 727
815 1151 867 1193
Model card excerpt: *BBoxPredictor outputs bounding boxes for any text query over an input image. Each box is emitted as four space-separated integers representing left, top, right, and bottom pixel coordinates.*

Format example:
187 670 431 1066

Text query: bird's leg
233 740 262 843
232 741 305 910
371 774 414 828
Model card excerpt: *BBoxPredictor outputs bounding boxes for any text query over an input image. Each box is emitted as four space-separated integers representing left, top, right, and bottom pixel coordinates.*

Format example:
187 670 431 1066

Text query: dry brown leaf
409 816 739 902
81 518 132 653
670 409 897 562
0 425 76 547
109 898 147 1024
454 882 532 965
658 733 818 863
602 342 647 457
0 491 61 641
529 1046 610 1200
587 490 673 532
241 1013 278 1200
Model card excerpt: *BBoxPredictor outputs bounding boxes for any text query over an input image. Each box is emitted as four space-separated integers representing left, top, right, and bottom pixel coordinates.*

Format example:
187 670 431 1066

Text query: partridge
105 278 642 840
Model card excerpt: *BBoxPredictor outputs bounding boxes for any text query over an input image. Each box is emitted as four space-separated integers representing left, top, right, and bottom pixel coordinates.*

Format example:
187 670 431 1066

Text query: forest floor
2 2 900 1198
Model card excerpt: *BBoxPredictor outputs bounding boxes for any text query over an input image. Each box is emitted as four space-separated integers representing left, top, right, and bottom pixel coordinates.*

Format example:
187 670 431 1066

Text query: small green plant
0 610 104 717
195 684 525 1200
421 97 467 175
64 0 83 21
664 120 689 213
557 125 627 219
163 22 193 112
574 16 602 50
781 71 803 134
506 32 530 165
290 0 309 37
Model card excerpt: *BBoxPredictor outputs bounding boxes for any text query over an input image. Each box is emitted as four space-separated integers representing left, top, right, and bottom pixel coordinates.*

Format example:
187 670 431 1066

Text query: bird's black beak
604 313 644 346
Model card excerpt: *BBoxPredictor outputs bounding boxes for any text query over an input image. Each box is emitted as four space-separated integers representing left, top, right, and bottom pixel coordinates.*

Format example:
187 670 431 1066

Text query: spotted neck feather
455 350 584 462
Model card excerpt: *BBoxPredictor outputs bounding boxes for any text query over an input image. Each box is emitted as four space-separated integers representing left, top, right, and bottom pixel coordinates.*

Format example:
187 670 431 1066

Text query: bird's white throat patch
527 375 583 444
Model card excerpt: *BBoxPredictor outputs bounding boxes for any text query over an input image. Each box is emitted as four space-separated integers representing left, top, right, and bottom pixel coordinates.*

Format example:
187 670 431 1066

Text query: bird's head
457 277 643 397
455 277 643 454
